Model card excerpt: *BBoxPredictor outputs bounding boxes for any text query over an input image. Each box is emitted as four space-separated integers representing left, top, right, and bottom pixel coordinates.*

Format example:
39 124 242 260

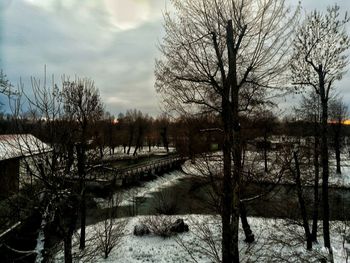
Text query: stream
89 169 350 223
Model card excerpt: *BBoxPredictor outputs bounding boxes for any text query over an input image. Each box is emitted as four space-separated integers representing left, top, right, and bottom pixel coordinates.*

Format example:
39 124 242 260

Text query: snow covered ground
101 146 175 161
53 215 350 263
54 154 350 262
181 152 350 188
329 154 350 188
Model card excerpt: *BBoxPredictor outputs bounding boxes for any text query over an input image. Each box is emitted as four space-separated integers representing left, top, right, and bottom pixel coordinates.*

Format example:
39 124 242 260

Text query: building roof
0 134 51 161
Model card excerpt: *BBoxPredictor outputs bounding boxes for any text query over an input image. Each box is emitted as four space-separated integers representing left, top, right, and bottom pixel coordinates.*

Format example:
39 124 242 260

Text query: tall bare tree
291 5 350 255
156 0 299 261
7 72 81 263
294 90 321 242
62 77 104 250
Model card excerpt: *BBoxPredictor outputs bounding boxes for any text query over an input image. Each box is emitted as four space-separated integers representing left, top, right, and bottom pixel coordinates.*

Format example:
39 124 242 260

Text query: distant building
0 134 51 198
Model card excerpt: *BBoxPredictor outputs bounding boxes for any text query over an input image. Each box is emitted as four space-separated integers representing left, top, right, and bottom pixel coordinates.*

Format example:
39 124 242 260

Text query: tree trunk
161 127 169 153
214 18 242 263
227 19 241 263
334 126 341 174
133 144 139 156
79 189 86 250
127 132 133 155
61 196 77 263
293 151 312 250
64 234 73 263
240 201 254 243
311 131 319 242
221 102 234 263
65 144 74 174
319 73 332 255
264 130 268 173
220 21 235 263
133 129 143 156
148 140 151 152
127 143 131 155
99 146 103 159
77 144 86 250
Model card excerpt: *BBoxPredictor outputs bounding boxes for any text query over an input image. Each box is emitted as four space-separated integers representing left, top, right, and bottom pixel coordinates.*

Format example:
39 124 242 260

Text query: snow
35 205 50 263
0 134 51 161
53 215 350 263
328 154 350 188
181 151 350 188
55 153 350 262
35 228 45 263
101 146 175 161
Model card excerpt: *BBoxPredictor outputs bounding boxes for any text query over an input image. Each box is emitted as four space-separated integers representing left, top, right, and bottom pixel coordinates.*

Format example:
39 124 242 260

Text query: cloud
0 0 349 118
0 0 167 116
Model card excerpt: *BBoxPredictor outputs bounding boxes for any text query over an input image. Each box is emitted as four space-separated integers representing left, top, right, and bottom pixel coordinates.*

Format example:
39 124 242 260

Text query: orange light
343 120 350 125
329 119 350 125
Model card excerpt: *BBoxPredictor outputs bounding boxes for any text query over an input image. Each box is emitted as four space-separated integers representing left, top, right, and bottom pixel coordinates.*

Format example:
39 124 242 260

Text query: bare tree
252 110 278 173
291 150 313 250
0 70 14 94
123 109 139 155
6 72 81 263
155 1 299 261
93 195 126 259
157 114 170 152
294 90 321 242
62 77 104 250
291 5 350 255
133 112 150 156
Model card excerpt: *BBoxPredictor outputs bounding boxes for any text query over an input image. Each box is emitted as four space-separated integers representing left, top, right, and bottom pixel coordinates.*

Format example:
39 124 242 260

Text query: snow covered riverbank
53 215 349 262
54 156 350 262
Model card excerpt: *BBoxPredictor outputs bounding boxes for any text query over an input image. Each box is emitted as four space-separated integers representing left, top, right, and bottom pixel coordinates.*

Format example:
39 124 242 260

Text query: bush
151 187 181 215
140 216 189 238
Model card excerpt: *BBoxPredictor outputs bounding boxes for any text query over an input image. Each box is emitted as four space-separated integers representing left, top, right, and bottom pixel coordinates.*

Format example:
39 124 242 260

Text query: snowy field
53 215 349 262
181 152 350 188
101 146 175 161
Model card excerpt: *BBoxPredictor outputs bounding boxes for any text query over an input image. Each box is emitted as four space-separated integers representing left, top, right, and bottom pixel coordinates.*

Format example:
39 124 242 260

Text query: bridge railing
118 155 182 175
88 155 184 182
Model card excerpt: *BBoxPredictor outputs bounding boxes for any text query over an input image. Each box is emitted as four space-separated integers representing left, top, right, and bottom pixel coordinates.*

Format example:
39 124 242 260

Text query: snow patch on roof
0 134 51 161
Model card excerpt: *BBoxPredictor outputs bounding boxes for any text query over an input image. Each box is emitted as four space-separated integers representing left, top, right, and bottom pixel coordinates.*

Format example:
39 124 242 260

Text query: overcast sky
0 0 349 117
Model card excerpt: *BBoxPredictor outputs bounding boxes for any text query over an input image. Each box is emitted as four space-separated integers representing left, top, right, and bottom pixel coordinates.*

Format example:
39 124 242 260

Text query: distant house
0 134 51 198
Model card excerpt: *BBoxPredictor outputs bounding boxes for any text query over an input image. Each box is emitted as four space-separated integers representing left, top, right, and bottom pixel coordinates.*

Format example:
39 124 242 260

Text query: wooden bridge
85 155 185 186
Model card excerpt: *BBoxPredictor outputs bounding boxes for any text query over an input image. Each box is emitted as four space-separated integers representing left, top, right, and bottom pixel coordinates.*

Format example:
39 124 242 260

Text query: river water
90 169 350 222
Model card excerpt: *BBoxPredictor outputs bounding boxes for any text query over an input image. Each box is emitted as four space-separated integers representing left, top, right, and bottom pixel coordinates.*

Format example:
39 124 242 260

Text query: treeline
0 108 349 158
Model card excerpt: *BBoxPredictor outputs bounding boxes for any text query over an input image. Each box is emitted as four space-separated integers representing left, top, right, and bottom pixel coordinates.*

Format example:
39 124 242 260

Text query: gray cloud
0 0 166 116
0 0 349 117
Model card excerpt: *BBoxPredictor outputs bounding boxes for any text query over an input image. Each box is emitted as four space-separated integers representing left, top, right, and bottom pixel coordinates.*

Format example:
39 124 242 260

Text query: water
101 171 350 220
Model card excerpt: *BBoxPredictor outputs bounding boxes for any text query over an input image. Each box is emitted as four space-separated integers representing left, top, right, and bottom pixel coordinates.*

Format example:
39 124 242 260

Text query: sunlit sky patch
0 0 349 117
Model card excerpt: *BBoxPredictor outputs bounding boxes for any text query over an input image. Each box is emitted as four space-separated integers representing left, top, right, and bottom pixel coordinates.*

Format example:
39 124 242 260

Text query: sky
0 0 349 117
